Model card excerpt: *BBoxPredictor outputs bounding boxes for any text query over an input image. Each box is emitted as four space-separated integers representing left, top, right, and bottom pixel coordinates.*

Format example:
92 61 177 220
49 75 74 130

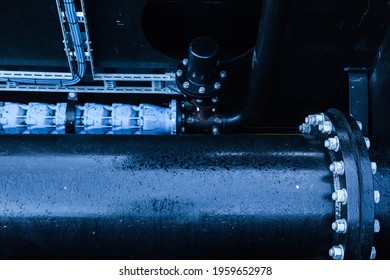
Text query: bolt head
329 245 344 260
220 71 227 78
199 87 206 94
214 82 221 90
306 114 324 125
319 121 333 134
332 189 348 205
325 136 339 151
374 190 380 204
176 69 183 77
364 137 371 149
374 219 380 233
370 247 377 260
332 219 347 234
371 162 377 175
299 123 311 134
325 139 330 148
330 161 344 175
329 248 335 257
212 126 220 135
68 92 77 99
181 127 185 133
182 58 189 66
356 121 363 130
212 97 219 103
183 81 190 89
187 117 194 124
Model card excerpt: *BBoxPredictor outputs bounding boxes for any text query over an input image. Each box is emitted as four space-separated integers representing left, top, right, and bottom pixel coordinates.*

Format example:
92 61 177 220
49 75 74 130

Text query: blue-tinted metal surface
0 134 335 259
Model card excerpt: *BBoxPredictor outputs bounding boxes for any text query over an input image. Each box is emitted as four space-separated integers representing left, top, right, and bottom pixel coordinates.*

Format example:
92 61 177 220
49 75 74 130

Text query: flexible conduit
0 0 86 86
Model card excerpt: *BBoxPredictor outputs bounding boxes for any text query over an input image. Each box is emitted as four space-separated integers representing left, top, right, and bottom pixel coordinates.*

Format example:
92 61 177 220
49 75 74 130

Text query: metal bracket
346 68 369 135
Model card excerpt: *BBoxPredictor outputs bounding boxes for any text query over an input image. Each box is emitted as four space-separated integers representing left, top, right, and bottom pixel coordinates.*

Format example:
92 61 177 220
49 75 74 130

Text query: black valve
176 37 227 107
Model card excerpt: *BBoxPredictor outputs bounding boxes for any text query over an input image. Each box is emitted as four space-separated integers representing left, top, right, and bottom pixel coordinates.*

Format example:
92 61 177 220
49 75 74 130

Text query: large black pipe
0 134 388 259
223 0 290 129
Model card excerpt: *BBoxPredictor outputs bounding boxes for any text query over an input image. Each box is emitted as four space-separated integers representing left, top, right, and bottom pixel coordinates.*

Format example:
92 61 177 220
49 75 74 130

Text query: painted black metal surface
0 0 68 70
370 27 390 137
0 134 335 259
348 71 369 135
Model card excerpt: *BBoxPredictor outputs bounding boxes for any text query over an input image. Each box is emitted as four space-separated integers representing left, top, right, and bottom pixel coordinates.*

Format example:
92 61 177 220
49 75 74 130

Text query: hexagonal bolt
364 137 371 149
214 82 221 90
374 190 380 204
370 247 377 260
299 123 311 134
356 121 363 130
324 136 340 152
332 219 348 234
176 69 183 77
330 161 345 175
183 81 190 89
371 162 377 175
187 117 194 124
182 58 189 66
68 92 77 99
212 126 220 135
374 219 380 233
212 97 219 103
319 121 333 134
305 114 324 125
220 71 227 79
332 189 348 205
329 245 344 260
198 87 206 94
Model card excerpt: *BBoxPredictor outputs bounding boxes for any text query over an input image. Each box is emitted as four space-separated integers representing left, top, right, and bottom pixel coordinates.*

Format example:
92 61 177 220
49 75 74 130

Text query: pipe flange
175 37 227 103
300 109 378 259
176 61 227 100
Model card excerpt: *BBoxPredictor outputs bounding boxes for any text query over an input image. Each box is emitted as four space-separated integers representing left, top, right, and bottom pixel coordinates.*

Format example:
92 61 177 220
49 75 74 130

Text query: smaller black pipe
223 0 289 130
186 0 290 132
187 37 219 85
